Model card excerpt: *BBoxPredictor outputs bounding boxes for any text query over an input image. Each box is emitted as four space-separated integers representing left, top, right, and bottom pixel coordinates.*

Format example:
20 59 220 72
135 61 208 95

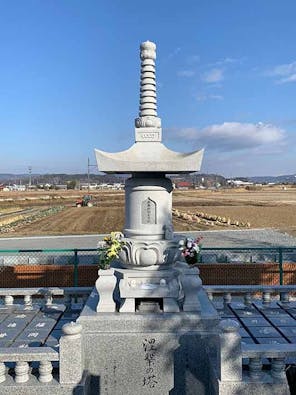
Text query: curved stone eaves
94 142 204 174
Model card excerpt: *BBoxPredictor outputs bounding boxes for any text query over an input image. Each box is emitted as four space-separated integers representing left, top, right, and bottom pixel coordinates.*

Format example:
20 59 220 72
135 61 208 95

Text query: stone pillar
59 322 83 385
218 319 242 382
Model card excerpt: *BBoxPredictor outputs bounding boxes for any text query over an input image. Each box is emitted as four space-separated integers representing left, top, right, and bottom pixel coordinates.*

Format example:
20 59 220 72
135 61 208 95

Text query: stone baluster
280 292 290 303
218 319 242 382
0 362 6 383
59 322 83 385
4 295 14 306
82 293 89 303
207 291 213 301
249 357 262 381
44 292 53 306
24 294 32 307
244 292 252 306
271 358 286 382
262 291 271 304
15 361 29 383
223 292 232 306
39 360 53 383
64 293 72 307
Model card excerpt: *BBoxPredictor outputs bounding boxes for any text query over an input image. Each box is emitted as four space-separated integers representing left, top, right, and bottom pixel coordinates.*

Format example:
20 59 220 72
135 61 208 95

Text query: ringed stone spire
135 41 161 130
95 40 203 173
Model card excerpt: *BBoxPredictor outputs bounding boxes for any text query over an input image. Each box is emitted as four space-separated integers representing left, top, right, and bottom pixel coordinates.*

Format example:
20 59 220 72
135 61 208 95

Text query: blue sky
0 1 296 177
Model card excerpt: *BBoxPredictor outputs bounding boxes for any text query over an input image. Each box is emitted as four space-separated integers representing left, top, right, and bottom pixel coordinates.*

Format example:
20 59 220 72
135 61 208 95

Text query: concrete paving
0 229 295 250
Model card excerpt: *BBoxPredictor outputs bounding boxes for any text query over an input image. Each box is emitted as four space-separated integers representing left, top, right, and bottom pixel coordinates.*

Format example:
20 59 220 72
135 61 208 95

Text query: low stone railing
206 285 296 389
0 286 92 308
204 284 296 305
0 287 89 390
0 348 59 383
218 319 296 386
0 322 83 389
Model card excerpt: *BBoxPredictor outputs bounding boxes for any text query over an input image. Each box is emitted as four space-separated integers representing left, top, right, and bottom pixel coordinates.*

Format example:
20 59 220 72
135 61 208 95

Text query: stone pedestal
78 286 219 395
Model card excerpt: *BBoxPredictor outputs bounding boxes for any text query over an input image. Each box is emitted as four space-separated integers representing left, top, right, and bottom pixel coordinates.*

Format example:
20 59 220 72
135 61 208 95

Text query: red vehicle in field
75 195 93 207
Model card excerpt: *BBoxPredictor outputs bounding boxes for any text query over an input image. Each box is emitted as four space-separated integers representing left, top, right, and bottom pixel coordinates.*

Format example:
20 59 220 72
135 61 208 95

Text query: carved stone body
124 175 173 241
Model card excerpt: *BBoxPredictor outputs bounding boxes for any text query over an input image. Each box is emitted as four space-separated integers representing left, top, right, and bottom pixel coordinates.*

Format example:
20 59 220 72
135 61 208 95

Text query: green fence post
279 247 283 286
74 249 79 288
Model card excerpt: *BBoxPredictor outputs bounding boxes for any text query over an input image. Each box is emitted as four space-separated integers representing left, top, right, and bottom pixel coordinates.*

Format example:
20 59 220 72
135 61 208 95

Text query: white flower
97 240 106 248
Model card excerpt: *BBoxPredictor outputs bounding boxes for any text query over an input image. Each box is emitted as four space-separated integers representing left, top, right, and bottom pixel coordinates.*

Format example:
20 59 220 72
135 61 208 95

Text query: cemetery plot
0 302 82 349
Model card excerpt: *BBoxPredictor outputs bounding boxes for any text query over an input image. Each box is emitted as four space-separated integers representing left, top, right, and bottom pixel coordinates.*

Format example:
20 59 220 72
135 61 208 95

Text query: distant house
54 184 67 190
176 181 193 190
80 183 98 190
227 180 253 187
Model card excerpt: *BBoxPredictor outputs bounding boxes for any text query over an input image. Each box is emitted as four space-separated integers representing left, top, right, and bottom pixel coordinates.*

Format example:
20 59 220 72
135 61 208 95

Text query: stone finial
140 41 156 60
135 40 161 129
62 321 82 338
219 319 240 333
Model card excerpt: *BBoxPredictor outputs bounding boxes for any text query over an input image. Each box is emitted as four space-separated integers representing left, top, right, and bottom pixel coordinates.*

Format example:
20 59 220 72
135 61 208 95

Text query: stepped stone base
78 286 219 395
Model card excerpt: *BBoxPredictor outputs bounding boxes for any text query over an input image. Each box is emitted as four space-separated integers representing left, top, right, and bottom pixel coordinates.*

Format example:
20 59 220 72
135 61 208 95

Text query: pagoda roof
94 142 204 174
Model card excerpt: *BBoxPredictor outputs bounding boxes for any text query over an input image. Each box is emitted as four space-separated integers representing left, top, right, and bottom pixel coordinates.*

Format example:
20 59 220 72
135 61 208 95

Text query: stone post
59 322 83 385
218 319 242 382
0 362 6 383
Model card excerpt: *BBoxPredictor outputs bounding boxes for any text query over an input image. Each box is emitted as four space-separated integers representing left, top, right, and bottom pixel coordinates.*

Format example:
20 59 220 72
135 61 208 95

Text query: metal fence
198 247 296 285
0 246 295 287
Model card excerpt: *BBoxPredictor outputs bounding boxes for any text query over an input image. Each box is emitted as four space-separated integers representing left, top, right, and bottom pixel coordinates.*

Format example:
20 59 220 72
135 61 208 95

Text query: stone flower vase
185 253 199 266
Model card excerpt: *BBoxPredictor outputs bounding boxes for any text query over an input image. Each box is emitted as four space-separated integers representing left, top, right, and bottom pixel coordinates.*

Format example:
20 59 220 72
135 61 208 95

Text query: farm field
0 187 296 237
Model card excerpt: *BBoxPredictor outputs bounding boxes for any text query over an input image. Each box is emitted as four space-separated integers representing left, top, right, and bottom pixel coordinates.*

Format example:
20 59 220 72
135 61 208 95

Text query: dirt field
0 186 296 237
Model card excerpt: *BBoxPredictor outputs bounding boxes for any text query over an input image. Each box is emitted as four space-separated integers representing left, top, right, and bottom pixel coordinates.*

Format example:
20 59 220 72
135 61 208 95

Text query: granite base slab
78 287 219 395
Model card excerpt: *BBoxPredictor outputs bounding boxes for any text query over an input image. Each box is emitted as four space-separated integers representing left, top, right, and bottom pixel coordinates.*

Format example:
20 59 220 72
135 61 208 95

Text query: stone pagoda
94 41 204 313
78 41 218 395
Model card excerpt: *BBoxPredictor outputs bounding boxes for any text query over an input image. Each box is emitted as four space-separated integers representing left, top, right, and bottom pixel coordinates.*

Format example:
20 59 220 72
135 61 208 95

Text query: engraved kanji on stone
141 198 156 224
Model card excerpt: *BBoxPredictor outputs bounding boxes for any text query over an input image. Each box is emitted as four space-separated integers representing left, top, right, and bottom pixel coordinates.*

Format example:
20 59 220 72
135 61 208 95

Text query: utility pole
28 166 32 189
87 158 97 193
87 158 90 193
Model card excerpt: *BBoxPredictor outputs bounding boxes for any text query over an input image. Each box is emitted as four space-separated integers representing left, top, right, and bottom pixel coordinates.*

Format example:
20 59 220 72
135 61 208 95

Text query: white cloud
167 47 181 59
209 57 241 66
201 68 224 83
196 94 223 101
267 61 296 84
172 122 286 152
177 70 195 77
186 55 200 64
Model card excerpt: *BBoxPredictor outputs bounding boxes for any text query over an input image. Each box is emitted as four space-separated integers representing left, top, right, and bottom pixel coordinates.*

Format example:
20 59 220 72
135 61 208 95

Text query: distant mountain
0 174 27 181
0 173 128 185
1 172 295 186
248 174 296 184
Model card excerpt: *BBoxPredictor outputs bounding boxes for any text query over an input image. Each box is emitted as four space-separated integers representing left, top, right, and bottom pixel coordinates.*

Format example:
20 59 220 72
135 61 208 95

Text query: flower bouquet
97 231 124 269
178 236 203 265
